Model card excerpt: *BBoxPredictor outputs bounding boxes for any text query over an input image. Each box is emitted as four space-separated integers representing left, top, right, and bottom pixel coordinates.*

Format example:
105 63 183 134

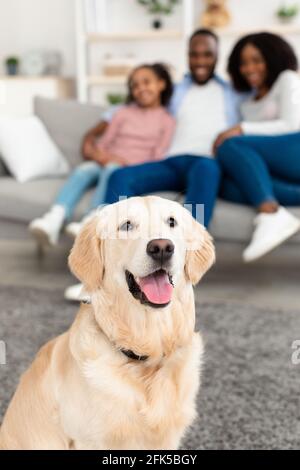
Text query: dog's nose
147 239 175 263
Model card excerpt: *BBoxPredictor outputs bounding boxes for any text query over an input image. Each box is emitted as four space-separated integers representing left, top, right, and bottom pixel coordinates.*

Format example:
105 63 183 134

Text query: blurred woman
215 32 300 262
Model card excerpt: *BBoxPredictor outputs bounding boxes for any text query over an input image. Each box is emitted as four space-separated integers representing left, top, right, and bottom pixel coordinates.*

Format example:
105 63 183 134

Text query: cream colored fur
0 196 215 450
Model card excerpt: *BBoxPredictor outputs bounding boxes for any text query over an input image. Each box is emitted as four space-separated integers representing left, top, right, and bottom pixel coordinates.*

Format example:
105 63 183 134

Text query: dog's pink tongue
138 271 173 305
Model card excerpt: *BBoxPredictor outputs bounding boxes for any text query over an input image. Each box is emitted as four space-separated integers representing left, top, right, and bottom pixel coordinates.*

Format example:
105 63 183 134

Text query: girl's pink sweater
97 104 175 165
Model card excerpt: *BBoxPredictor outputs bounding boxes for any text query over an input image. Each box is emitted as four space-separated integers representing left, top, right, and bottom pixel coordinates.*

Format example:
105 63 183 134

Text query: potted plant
277 3 299 23
106 93 126 106
5 57 19 76
137 0 181 29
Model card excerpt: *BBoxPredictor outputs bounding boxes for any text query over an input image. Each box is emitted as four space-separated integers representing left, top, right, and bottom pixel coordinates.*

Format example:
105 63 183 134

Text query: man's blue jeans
55 161 120 220
103 155 221 227
217 133 300 207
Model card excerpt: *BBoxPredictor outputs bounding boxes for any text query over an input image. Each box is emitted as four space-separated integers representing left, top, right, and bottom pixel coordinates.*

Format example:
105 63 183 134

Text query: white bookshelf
75 0 300 104
75 0 195 102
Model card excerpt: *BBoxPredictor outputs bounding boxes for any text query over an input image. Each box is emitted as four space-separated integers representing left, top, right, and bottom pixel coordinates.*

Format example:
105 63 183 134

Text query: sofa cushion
155 195 300 243
1 176 300 244
0 115 69 183
210 200 300 243
34 97 105 169
0 176 92 222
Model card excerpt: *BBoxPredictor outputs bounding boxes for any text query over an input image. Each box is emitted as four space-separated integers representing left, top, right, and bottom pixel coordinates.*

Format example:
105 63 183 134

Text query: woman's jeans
103 155 221 228
217 133 300 207
55 161 120 220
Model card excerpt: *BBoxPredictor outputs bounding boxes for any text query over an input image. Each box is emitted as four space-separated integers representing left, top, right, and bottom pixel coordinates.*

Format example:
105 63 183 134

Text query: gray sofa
1 96 300 244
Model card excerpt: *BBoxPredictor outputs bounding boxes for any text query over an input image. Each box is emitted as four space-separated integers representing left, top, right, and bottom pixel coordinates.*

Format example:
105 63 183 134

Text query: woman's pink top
97 104 175 165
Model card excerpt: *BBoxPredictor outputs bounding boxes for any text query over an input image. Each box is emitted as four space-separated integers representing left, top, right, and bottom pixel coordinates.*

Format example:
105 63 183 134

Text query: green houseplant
277 4 299 23
5 57 19 76
137 0 181 28
106 93 126 106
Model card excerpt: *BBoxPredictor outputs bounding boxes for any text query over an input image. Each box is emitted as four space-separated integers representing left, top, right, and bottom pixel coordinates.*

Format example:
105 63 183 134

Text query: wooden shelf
214 24 300 36
0 76 72 81
86 25 300 42
87 30 183 42
87 75 127 86
87 70 183 87
76 0 194 102
0 77 74 115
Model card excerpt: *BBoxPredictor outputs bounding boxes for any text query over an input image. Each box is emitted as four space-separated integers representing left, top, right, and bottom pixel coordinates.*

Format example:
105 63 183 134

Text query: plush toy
201 0 231 28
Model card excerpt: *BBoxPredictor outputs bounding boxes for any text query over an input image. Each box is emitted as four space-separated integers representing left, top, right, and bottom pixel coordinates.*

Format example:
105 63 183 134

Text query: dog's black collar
81 300 148 361
121 349 149 362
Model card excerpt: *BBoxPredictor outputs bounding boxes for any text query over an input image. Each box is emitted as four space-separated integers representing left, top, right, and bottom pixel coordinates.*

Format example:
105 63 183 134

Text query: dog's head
69 196 215 309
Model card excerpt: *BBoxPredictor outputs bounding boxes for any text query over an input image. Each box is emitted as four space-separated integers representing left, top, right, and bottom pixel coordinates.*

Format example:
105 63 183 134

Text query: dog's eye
167 216 177 228
119 220 134 231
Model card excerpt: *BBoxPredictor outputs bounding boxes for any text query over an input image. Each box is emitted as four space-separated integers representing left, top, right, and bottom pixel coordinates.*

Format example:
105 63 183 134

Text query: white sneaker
65 221 82 239
29 205 66 246
243 207 300 262
64 283 91 303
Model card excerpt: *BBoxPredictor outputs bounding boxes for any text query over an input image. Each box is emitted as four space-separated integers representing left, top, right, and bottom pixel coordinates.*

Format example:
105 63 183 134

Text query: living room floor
0 238 299 311
1 238 300 449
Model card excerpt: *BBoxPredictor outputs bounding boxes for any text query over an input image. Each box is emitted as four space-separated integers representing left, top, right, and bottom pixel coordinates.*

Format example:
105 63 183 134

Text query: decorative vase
44 51 63 75
22 51 46 76
6 64 18 76
277 15 297 24
152 17 163 29
201 0 231 28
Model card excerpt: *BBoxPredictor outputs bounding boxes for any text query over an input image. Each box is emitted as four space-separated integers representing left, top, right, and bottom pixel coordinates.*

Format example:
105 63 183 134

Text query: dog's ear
68 216 104 291
184 219 215 285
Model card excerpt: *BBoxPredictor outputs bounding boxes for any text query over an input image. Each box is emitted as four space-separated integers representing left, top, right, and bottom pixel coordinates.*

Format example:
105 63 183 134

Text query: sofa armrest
0 158 9 176
34 97 107 169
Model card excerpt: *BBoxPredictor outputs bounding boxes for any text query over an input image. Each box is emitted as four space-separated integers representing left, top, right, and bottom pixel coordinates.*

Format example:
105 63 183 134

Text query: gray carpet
0 285 300 450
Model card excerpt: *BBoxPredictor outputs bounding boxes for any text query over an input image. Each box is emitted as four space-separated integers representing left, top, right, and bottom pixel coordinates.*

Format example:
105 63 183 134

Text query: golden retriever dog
0 196 215 450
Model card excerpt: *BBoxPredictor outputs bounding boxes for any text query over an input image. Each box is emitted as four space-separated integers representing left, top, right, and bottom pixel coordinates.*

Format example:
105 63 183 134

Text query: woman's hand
213 125 243 155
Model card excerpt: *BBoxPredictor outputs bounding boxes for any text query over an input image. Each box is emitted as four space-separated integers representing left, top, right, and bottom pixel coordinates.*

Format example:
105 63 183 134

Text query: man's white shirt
168 80 227 158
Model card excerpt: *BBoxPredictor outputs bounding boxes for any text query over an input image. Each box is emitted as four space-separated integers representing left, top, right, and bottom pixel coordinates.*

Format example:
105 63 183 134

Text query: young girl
29 63 175 246
214 32 300 262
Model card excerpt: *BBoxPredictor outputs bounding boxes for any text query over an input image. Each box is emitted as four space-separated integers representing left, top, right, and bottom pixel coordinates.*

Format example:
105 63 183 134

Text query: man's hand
213 125 243 155
81 121 109 159
82 137 97 159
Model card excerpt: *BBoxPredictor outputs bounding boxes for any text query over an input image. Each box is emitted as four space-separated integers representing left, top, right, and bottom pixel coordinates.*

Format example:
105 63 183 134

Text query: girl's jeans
55 161 120 220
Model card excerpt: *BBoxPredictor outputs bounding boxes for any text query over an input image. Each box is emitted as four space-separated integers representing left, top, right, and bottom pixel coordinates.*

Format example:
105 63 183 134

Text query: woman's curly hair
228 32 298 92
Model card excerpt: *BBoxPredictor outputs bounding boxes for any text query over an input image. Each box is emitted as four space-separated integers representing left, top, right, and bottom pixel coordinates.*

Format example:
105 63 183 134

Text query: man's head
189 29 219 85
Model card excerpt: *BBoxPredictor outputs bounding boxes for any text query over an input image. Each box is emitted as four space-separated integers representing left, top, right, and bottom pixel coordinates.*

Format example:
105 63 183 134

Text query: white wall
0 0 76 76
0 0 299 83
222 0 300 28
89 0 300 103
89 0 300 74
214 0 300 76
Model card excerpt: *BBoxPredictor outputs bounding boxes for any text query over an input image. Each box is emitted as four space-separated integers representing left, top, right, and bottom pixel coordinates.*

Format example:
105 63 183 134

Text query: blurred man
103 29 241 228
